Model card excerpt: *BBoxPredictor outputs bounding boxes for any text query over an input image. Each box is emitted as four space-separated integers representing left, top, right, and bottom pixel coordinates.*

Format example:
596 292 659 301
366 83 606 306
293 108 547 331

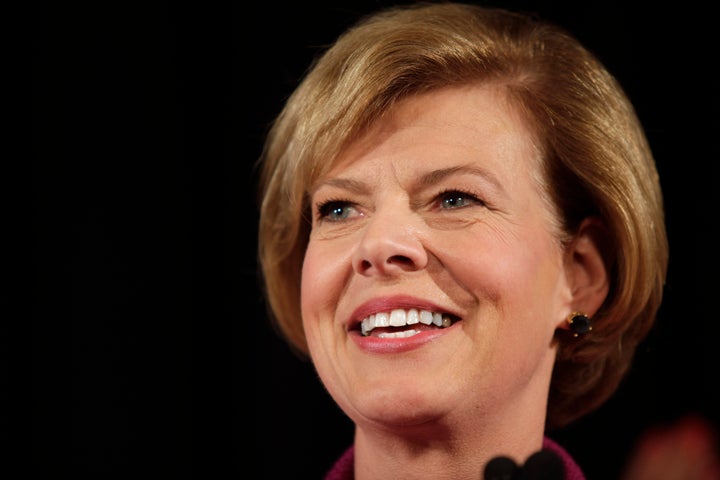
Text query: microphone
483 449 564 480
483 455 519 480
519 450 564 480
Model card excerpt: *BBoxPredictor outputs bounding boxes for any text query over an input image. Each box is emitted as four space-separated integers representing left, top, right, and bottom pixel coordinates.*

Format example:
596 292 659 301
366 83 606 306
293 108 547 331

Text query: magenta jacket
325 436 585 480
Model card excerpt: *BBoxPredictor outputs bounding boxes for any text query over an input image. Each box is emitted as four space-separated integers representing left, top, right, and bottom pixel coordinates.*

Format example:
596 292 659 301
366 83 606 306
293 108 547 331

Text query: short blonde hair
257 1 668 429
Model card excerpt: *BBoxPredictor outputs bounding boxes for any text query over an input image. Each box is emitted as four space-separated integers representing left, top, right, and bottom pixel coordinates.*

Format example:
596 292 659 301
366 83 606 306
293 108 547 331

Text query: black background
33 1 718 478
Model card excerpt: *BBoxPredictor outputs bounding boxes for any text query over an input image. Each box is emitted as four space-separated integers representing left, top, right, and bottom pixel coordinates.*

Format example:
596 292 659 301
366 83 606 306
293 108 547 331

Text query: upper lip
347 294 460 330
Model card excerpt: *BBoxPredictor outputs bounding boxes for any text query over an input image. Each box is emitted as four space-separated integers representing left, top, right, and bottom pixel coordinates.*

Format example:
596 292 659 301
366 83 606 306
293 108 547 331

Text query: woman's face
301 84 574 431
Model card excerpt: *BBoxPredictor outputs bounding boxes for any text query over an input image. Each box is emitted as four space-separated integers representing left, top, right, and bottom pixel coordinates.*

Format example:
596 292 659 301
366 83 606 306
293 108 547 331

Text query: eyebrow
311 177 370 196
418 165 503 193
311 164 504 195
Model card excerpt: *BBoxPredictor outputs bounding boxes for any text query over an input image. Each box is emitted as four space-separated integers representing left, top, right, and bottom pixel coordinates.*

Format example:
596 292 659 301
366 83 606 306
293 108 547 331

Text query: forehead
322 83 541 183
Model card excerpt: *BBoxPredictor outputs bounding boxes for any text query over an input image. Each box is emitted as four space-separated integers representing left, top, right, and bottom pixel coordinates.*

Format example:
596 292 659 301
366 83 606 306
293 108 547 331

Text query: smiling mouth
359 308 457 338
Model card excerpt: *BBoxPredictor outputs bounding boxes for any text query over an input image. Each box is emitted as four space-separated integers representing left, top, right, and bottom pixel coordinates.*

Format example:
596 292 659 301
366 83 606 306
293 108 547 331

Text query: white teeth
360 308 454 336
389 309 406 326
361 317 371 336
377 329 420 339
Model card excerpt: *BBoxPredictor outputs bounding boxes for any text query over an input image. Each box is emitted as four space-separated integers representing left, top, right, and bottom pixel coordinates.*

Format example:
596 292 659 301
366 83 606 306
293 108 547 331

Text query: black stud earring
567 312 592 337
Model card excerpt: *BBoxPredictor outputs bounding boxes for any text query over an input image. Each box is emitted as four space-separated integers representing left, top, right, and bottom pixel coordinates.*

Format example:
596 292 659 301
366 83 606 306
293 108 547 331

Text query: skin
300 83 607 479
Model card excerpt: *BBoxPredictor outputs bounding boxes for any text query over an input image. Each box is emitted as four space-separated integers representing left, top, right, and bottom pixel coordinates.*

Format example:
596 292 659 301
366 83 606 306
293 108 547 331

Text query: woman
256 2 668 478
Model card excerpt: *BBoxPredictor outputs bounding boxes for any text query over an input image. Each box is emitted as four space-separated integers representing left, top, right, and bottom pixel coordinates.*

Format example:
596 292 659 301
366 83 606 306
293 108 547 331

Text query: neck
349 341 558 480
352 398 547 480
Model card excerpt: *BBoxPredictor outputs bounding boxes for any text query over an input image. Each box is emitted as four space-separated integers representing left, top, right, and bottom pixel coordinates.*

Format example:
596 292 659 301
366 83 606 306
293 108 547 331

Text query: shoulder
324 445 355 480
543 436 586 480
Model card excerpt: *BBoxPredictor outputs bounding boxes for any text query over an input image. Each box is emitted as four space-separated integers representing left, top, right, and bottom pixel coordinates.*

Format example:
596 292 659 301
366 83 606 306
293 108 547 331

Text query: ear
557 217 610 330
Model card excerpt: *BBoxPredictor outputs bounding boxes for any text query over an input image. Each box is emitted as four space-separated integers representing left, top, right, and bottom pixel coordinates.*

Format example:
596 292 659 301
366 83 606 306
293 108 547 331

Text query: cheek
300 241 350 333
453 232 564 373
446 228 565 323
300 246 324 328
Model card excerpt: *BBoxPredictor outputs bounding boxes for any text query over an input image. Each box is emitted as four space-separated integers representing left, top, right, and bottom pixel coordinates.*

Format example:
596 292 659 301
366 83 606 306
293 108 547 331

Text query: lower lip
349 323 458 354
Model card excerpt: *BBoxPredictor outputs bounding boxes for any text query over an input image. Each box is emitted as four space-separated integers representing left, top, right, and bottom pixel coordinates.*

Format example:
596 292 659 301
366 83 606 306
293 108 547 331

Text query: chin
346 384 453 428
357 405 447 430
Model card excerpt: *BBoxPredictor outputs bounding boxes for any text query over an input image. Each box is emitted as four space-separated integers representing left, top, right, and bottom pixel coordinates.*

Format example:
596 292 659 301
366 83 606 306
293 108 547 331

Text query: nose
352 207 428 277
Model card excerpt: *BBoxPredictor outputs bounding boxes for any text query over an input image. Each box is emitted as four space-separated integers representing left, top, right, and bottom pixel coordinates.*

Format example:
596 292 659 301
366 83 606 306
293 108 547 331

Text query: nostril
388 255 414 267
357 255 416 274
353 232 427 275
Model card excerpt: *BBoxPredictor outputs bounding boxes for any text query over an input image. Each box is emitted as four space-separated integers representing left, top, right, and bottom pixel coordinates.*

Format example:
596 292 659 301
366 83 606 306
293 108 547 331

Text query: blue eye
318 200 355 221
439 190 478 209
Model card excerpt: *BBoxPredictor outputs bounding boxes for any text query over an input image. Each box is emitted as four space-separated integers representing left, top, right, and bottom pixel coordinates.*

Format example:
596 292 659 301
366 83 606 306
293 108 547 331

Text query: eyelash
313 189 485 222
436 189 485 209
315 198 358 222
